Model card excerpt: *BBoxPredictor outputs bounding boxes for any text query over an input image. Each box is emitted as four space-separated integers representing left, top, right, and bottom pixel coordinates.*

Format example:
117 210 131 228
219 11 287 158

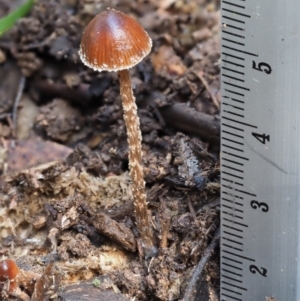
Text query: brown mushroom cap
79 9 152 72
0 259 19 281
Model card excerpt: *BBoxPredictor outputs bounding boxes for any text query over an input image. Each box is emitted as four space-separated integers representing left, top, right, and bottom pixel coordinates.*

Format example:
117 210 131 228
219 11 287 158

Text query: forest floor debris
0 0 220 300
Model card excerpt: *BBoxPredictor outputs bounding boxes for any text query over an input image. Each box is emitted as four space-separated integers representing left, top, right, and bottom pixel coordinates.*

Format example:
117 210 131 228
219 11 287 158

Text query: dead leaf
5 139 72 173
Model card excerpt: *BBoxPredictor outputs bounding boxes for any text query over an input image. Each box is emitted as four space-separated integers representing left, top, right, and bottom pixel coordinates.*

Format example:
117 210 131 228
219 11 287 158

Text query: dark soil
0 0 221 300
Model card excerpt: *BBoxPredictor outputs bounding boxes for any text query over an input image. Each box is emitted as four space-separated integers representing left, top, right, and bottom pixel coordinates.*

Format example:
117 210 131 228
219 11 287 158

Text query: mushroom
0 259 40 300
79 8 157 257
0 259 20 296
0 259 19 282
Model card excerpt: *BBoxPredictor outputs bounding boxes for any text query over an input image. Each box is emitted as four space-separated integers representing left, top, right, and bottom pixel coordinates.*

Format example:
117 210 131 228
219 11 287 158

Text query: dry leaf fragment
151 45 187 77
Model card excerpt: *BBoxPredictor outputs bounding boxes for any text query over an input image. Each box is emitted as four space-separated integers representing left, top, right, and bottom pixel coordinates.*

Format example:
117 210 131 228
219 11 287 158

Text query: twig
12 75 25 138
158 196 171 250
187 197 197 222
159 103 220 143
31 80 94 106
182 227 220 301
0 113 12 120
196 197 220 214
193 71 219 110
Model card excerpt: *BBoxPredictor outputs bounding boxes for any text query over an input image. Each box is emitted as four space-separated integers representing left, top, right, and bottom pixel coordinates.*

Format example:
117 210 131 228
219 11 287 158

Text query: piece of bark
103 201 135 220
82 212 137 252
58 278 129 301
0 61 23 115
31 263 61 301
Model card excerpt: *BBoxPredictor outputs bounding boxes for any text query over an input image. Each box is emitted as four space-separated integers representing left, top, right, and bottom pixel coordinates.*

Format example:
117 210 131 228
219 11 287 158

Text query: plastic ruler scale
221 0 300 300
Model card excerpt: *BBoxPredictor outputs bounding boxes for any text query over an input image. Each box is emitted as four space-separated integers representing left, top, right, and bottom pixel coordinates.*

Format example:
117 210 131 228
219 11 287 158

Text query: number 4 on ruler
252 132 270 144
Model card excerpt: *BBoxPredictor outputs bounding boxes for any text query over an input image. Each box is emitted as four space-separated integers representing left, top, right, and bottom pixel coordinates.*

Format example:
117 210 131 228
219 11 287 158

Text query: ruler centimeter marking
221 0 300 300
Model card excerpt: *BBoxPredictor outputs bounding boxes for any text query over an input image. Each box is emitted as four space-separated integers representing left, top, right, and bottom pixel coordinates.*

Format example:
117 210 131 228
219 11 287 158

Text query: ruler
221 0 300 300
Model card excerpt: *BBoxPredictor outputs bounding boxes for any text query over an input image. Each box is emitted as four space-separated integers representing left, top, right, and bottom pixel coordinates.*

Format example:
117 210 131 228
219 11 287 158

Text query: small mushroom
79 8 157 257
0 259 19 282
0 259 41 300
0 259 19 297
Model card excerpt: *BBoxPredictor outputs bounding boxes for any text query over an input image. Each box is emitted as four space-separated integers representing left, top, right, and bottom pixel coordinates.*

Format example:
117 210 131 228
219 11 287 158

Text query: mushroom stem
118 69 156 257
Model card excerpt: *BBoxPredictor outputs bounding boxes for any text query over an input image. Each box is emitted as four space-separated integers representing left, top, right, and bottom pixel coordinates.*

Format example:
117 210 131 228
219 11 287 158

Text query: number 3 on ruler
250 200 269 212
